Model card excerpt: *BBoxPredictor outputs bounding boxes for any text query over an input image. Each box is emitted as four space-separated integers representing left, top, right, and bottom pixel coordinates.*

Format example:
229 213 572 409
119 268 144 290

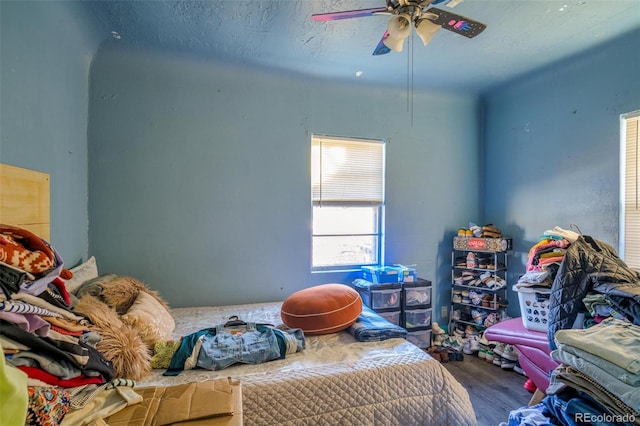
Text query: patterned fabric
0 225 55 274
151 340 181 369
25 386 71 426
0 300 63 317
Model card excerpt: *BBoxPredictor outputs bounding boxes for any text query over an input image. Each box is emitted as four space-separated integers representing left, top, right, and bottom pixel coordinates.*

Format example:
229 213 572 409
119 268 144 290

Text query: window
621 112 640 270
311 135 385 270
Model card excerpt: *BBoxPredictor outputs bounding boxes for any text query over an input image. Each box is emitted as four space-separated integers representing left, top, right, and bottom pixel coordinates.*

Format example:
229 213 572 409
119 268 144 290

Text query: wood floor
442 353 533 426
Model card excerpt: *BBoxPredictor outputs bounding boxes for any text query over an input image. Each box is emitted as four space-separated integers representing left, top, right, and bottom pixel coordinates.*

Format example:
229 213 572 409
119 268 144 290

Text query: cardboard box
105 378 242 426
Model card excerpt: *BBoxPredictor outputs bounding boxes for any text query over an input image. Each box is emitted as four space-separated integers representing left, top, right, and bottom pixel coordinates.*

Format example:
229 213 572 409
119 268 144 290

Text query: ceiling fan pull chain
406 34 410 114
411 31 415 126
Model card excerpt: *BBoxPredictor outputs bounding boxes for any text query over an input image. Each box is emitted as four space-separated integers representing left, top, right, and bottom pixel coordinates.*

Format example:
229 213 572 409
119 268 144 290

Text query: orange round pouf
281 284 363 335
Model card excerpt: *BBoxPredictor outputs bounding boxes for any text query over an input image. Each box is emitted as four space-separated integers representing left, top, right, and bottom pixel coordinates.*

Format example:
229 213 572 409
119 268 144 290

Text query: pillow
122 291 175 347
64 257 98 293
98 275 142 315
281 284 362 335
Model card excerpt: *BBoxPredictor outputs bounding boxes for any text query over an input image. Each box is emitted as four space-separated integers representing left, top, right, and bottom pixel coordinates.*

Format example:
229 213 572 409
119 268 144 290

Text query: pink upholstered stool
484 317 559 393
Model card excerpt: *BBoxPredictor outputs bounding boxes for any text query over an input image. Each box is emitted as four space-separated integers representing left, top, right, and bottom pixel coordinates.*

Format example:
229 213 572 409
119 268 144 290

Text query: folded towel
347 305 407 342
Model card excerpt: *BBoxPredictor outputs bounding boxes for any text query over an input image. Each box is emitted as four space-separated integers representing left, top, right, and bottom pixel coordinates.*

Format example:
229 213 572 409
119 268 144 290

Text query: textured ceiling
78 0 640 93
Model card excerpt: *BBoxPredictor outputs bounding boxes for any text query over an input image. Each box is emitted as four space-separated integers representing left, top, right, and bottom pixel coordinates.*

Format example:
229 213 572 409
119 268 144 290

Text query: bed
1 163 477 425
137 301 476 425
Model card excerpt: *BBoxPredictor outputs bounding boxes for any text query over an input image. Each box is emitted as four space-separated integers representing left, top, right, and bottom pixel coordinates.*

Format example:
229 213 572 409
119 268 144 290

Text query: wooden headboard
0 163 51 240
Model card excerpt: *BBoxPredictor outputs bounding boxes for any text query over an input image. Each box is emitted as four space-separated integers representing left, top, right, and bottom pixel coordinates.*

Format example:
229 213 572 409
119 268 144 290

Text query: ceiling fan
312 0 487 55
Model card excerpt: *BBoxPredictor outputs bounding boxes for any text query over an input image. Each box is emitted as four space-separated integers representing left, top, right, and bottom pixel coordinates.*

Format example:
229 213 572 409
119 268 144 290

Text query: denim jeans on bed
197 322 281 371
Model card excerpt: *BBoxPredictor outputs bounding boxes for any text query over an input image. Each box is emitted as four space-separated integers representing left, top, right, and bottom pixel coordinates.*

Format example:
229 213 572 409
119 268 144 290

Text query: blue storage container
361 266 400 283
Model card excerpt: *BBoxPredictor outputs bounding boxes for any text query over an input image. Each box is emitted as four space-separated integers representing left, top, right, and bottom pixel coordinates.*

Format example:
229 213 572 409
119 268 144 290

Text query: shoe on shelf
484 313 499 328
491 276 507 290
471 309 485 323
462 271 476 283
465 325 480 336
478 348 487 359
493 342 505 356
482 294 493 307
523 378 537 393
432 322 446 335
501 344 519 361
479 272 494 287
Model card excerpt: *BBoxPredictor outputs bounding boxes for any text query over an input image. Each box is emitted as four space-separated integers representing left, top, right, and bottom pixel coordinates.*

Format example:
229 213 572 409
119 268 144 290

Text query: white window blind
623 113 640 269
311 136 385 206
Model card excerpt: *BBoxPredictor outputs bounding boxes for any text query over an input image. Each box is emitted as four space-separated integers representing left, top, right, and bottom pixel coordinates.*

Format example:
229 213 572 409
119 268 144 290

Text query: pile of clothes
503 319 640 426
504 226 640 426
514 226 580 292
548 319 640 423
0 224 177 426
0 225 116 424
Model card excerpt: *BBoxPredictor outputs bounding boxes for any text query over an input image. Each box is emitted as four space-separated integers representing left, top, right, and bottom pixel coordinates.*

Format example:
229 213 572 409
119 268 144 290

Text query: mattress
137 302 477 425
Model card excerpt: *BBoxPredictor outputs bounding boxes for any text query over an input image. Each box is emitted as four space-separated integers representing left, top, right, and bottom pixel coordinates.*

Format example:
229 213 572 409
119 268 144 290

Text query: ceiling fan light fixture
415 14 441 46
383 13 412 52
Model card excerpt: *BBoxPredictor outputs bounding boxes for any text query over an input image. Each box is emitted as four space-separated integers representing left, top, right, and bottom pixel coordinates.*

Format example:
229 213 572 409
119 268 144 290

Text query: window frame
620 111 640 271
310 134 386 272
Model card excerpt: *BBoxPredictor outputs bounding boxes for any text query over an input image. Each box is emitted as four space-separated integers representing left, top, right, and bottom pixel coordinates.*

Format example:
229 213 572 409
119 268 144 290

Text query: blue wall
482 28 640 315
0 1 98 267
5 2 637 323
87 45 481 312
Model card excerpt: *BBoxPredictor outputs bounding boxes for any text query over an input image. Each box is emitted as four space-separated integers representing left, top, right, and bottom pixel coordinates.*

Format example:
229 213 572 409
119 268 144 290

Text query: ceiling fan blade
428 7 486 38
372 31 392 56
312 7 388 22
